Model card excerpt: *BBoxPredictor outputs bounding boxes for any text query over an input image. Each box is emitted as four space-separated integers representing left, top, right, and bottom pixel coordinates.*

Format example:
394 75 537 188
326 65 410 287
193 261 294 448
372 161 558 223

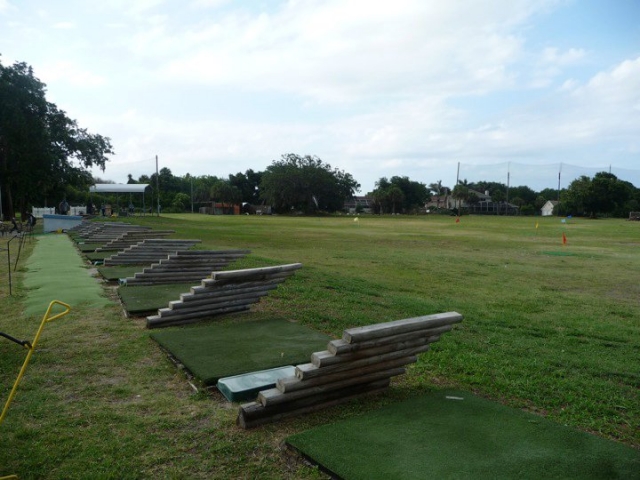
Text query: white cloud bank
1 0 638 190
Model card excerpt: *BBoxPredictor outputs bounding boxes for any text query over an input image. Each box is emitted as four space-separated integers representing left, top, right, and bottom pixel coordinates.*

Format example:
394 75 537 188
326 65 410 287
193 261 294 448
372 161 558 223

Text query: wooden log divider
197 272 293 290
160 291 273 315
276 355 415 393
236 311 463 428
123 249 250 286
180 279 285 301
298 343 433 380
211 263 302 280
169 287 278 310
342 312 463 343
145 263 302 328
237 379 390 429
311 335 439 369
258 367 406 407
327 324 454 355
147 305 251 328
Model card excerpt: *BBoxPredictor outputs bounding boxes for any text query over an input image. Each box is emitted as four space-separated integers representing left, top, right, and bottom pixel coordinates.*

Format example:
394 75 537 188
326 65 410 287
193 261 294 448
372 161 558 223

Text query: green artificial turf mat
287 390 640 480
77 243 103 252
22 234 110 316
118 284 193 314
150 317 332 385
98 266 146 281
84 252 113 261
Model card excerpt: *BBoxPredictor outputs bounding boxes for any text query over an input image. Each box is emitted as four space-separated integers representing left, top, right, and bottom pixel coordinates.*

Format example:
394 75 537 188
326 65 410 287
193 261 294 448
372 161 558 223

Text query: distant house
199 202 241 215
426 189 518 215
344 196 373 214
541 200 558 217
425 194 455 211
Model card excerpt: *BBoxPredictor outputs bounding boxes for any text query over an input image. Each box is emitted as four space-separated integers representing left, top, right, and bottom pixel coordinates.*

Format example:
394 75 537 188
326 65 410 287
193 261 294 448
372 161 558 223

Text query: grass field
1 214 638 478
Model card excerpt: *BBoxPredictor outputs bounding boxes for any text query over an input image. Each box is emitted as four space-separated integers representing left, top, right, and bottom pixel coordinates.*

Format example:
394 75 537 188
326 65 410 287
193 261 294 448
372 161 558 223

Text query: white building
541 200 558 216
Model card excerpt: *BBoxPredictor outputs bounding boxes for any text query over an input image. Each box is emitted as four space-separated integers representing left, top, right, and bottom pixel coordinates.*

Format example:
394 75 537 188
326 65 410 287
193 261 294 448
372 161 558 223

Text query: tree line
103 167 638 219
2 57 639 220
0 58 113 220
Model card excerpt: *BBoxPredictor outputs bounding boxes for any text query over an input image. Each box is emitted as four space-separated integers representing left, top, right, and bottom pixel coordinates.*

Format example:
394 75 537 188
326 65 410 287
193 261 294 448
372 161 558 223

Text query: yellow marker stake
0 300 71 426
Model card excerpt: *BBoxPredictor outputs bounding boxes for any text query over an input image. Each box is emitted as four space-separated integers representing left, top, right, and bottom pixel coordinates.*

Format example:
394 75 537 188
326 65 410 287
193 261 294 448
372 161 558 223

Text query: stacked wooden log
146 263 303 329
94 229 175 252
78 224 151 244
103 239 202 266
121 249 250 285
237 312 463 429
72 221 129 238
67 220 90 232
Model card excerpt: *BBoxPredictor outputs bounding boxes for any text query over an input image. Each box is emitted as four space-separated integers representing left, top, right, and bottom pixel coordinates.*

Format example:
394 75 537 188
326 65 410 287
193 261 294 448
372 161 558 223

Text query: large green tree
210 179 242 212
0 59 113 219
229 169 262 204
562 172 634 218
260 154 360 213
371 176 428 213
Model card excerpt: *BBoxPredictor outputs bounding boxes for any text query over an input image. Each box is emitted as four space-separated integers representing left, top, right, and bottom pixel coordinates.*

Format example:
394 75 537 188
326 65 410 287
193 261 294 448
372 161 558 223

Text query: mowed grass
1 214 638 478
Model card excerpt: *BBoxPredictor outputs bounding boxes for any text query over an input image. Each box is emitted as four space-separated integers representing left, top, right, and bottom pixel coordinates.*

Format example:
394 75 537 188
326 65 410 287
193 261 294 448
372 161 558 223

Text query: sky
1 0 639 193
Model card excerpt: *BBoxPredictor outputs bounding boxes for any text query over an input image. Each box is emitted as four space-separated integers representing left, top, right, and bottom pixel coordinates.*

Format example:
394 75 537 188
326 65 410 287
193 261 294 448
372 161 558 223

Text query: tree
210 179 242 213
534 195 547 211
539 187 560 203
390 176 429 212
509 185 537 207
491 189 506 214
452 181 470 212
229 169 262 204
0 59 113 219
561 172 634 218
260 154 359 213
371 176 428 214
428 181 443 196
562 175 591 216
171 192 191 212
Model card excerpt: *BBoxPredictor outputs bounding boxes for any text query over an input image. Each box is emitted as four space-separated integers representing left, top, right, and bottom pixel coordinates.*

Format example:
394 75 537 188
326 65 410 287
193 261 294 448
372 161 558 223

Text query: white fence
32 207 55 218
32 206 88 218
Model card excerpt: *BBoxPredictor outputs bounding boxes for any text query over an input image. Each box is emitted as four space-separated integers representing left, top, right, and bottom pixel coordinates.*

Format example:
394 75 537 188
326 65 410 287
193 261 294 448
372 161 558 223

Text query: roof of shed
90 184 150 193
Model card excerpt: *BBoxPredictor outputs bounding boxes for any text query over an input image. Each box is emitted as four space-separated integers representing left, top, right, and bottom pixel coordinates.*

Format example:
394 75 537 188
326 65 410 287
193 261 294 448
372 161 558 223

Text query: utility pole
456 162 460 213
506 162 510 216
156 155 160 216
557 163 562 216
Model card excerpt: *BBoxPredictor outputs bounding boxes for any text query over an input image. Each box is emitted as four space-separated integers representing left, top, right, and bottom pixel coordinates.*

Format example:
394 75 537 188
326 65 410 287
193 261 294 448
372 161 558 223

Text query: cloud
0 0 14 14
455 56 640 162
6 0 634 191
530 47 587 88
151 0 549 102
93 51 640 190
52 21 75 29
38 61 107 88
541 47 586 66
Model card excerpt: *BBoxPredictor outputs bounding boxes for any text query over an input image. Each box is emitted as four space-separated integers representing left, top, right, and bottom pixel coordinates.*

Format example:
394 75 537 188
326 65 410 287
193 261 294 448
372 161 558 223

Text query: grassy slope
1 215 638 479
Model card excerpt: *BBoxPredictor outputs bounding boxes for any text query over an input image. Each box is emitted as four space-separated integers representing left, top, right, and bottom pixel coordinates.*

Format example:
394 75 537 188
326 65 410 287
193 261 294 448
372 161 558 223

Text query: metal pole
156 155 160 216
456 162 460 212
506 162 510 216
6 234 18 295
191 176 194 213
557 162 562 216
0 183 3 221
